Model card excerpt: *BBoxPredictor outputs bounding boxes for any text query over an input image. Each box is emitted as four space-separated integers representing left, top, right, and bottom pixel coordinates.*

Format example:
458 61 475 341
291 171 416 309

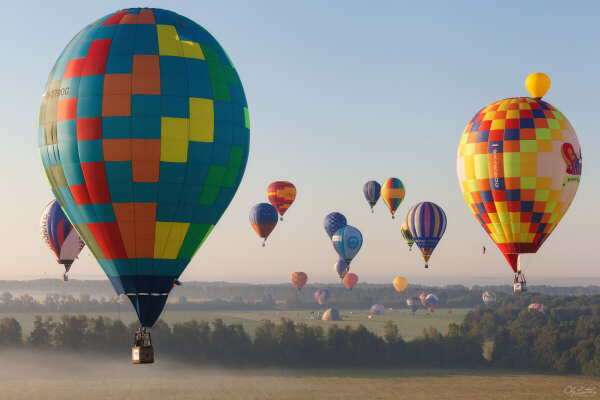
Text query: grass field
0 350 596 400
2 308 470 340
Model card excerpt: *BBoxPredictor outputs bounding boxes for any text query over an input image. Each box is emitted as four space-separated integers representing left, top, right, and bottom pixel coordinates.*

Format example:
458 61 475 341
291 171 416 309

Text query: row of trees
0 315 484 368
457 294 600 375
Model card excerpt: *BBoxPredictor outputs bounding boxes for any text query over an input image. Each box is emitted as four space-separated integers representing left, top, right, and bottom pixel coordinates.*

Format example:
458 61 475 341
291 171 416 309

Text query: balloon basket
132 328 154 364
62 274 68 282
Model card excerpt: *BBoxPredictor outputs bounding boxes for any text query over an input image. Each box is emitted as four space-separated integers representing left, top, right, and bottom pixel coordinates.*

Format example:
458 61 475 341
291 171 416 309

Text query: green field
2 308 470 339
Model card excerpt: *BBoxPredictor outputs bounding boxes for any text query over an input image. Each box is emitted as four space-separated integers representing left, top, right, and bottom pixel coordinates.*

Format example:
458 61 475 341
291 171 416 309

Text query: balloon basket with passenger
132 327 154 364
513 272 527 293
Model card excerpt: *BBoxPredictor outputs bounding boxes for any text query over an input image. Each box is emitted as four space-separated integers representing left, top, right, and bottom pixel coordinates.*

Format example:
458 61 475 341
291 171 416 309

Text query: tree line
0 315 484 368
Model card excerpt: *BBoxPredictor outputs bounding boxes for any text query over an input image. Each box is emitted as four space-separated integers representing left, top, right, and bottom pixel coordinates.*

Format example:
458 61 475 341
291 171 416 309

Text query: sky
0 1 598 285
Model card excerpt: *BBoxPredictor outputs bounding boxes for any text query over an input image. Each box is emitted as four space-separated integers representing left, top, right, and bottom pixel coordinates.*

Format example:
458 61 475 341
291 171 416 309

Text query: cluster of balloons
250 181 296 246
324 212 363 290
363 178 406 218
420 292 439 312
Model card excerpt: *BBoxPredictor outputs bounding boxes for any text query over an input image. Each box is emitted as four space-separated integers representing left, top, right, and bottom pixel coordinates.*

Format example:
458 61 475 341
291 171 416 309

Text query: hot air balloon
482 291 496 305
334 259 349 279
406 297 419 314
322 307 341 321
291 272 307 291
424 294 439 312
419 292 427 308
392 276 408 293
457 73 582 289
324 212 347 239
363 181 381 213
343 273 358 290
38 8 250 363
528 302 547 312
40 200 85 281
332 226 363 264
267 181 296 221
249 203 278 246
381 178 405 218
400 223 414 251
314 288 331 305
405 202 447 268
370 304 385 316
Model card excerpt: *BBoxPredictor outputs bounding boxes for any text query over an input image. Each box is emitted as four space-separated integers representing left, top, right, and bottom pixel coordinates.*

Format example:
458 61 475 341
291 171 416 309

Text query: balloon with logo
457 73 582 283
482 291 496 305
392 276 408 293
249 203 278 246
424 294 439 312
343 273 358 290
315 288 331 305
291 272 308 291
363 180 381 213
267 181 296 221
381 178 405 219
331 226 363 264
37 8 251 344
400 223 414 251
406 297 419 314
405 202 447 268
40 200 85 281
334 259 349 279
323 212 347 239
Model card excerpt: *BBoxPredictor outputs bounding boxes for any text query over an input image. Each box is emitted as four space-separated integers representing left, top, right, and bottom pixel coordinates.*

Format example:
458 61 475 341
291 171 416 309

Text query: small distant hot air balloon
40 200 85 281
400 223 414 251
363 181 381 213
381 178 405 218
406 297 419 314
324 212 347 239
249 203 278 246
315 289 331 305
528 302 547 313
482 291 496 305
332 226 363 264
370 304 385 316
392 276 408 293
419 293 427 308
343 273 358 290
322 307 341 321
334 259 349 279
457 73 582 287
424 294 439 312
405 202 447 268
267 181 296 221
291 272 308 291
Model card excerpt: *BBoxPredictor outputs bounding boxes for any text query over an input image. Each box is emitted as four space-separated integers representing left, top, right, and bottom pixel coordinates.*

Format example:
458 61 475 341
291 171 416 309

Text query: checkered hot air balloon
405 202 447 268
457 74 581 279
267 181 296 221
38 8 250 329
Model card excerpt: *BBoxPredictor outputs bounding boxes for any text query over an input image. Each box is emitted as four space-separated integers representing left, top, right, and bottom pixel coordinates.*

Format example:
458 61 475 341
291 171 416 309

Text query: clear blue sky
1 1 598 285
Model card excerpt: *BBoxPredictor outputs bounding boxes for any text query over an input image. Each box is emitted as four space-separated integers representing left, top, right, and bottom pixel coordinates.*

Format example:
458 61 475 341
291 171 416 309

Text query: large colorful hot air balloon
332 226 363 264
37 8 250 360
406 297 419 314
291 272 307 291
457 73 582 285
370 304 385 316
334 258 349 279
267 181 296 221
324 212 347 239
314 288 331 305
249 203 278 246
381 178 405 218
392 276 408 293
400 223 414 251
482 291 496 305
363 181 381 213
322 307 341 321
405 202 447 268
424 293 439 312
343 273 358 290
40 200 85 281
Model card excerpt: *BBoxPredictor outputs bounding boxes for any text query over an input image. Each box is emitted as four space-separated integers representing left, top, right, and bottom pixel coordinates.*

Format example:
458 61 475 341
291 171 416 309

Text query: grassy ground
2 308 470 340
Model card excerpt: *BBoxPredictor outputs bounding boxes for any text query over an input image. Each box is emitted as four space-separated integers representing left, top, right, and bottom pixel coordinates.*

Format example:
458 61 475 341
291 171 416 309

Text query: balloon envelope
381 178 405 218
528 302 547 312
334 259 349 279
322 307 341 321
363 181 381 211
406 297 419 313
457 97 581 273
314 288 331 305
40 200 85 272
249 203 278 240
370 304 385 315
38 8 250 327
424 294 439 311
405 202 447 265
291 272 307 291
323 212 347 239
392 276 408 293
267 181 296 219
482 291 496 305
400 223 414 249
332 226 363 264
343 273 358 290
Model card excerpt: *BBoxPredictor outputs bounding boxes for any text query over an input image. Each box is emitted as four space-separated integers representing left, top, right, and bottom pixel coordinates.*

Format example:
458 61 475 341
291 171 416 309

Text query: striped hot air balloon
405 202 447 268
381 178 405 218
267 181 296 221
